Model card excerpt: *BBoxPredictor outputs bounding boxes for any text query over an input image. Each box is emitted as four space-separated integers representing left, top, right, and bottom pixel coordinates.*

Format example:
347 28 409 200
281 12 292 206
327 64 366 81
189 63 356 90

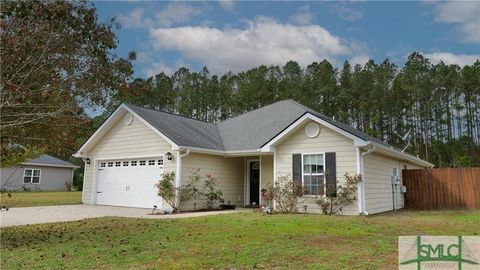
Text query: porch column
273 148 276 209
260 155 262 206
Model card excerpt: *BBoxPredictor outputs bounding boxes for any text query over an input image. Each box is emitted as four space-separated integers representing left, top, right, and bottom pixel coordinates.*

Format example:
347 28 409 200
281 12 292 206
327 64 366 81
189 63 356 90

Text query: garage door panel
96 157 164 209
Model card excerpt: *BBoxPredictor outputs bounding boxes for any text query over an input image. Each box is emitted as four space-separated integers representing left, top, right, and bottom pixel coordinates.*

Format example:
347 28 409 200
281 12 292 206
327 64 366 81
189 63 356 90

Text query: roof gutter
367 141 434 168
178 146 268 157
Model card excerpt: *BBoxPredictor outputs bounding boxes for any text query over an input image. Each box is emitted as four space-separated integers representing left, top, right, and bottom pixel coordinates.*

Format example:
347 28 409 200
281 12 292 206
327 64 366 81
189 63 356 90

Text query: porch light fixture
83 157 91 164
166 152 173 161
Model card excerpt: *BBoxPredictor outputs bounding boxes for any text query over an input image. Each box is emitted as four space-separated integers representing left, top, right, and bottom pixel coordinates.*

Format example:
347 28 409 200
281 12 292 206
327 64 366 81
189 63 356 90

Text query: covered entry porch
179 152 274 210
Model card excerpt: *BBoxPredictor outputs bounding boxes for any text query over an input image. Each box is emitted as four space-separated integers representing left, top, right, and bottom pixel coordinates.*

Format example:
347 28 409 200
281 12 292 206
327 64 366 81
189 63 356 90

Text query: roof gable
75 104 179 157
260 112 368 151
217 101 307 151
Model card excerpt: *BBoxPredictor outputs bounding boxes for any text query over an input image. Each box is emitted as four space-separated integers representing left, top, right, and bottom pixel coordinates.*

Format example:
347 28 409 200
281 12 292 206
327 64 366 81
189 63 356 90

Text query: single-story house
74 100 433 215
0 154 79 191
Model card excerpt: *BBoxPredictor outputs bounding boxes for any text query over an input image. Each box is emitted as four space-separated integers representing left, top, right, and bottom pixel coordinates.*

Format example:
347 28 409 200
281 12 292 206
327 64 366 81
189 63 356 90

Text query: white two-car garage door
96 157 164 209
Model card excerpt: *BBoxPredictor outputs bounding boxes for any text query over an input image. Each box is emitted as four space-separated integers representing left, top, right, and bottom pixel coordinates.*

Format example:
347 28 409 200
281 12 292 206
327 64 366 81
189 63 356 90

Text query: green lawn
0 191 82 207
1 210 479 269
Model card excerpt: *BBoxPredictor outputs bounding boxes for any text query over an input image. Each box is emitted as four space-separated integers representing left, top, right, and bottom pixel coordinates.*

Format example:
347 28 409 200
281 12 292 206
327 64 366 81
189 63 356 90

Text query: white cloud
144 59 188 77
116 3 202 29
156 3 202 27
330 2 363 21
149 17 366 74
350 55 370 66
219 0 235 11
431 1 480 44
424 52 480 66
117 8 149 29
289 5 314 25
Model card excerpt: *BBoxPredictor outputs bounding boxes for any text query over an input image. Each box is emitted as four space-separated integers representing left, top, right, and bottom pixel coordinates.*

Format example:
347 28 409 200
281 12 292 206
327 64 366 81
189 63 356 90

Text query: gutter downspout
175 149 191 209
360 145 375 216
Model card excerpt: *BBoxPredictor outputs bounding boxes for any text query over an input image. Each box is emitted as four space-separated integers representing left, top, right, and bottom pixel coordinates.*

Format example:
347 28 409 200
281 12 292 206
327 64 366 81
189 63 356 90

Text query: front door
249 161 260 205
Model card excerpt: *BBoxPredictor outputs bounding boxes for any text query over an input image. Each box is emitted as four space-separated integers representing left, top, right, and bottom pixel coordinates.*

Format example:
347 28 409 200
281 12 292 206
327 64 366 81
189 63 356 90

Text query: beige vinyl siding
82 112 175 204
362 152 400 214
260 155 273 190
260 155 274 206
275 120 359 215
180 153 244 210
363 152 425 214
89 112 173 162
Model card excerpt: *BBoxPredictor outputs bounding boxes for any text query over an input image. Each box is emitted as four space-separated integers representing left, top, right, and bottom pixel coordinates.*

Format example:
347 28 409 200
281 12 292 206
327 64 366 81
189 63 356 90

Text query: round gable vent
124 112 133 126
305 122 320 138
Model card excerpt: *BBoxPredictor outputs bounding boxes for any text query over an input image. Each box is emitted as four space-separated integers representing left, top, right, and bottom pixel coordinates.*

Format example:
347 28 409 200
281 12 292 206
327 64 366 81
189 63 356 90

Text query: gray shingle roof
126 100 392 151
125 104 224 150
217 101 311 150
25 154 78 168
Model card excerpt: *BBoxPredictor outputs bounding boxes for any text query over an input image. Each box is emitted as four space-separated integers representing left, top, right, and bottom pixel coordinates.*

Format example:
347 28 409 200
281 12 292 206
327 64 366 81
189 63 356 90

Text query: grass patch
1 210 479 269
0 191 82 207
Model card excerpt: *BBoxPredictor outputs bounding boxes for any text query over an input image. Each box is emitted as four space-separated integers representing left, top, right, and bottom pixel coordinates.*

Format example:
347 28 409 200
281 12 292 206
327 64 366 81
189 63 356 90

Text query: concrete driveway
0 205 250 227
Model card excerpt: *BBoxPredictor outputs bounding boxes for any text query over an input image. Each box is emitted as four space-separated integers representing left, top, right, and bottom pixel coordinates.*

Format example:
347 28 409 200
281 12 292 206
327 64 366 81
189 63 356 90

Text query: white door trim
91 158 98 205
246 159 260 206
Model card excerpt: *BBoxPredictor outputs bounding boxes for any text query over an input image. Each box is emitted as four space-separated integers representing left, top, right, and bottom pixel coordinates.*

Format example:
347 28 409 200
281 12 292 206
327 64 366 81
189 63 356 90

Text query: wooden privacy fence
402 168 480 210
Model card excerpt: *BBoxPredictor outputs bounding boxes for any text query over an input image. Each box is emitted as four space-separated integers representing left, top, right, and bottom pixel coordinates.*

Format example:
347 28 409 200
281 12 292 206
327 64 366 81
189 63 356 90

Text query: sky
94 1 480 77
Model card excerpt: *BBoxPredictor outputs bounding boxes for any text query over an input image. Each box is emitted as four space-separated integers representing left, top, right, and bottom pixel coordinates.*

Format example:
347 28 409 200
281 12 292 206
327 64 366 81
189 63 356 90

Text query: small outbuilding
0 154 79 191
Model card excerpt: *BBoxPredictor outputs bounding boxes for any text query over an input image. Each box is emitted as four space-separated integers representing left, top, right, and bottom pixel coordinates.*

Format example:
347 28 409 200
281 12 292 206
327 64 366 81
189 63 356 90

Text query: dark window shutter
325 152 337 197
292 154 302 186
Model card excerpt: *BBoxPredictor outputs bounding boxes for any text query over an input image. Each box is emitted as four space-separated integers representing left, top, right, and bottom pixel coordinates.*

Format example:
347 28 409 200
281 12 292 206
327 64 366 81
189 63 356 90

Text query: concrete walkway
0 205 251 227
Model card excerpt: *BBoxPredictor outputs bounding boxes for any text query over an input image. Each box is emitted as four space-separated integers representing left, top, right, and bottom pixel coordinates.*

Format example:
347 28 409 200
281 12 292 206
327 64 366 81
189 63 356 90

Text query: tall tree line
113 52 480 168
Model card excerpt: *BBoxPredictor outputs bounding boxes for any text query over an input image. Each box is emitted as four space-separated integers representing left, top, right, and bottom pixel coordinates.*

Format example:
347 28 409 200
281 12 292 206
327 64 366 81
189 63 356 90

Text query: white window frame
301 153 325 197
23 168 41 184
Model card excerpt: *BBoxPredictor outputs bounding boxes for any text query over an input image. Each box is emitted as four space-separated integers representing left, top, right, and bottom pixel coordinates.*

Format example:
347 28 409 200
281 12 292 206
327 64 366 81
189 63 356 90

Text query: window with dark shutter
325 152 337 197
292 154 302 187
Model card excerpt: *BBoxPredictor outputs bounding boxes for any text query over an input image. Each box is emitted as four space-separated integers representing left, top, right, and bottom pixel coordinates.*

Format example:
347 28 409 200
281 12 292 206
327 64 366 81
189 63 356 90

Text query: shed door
96 157 164 209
